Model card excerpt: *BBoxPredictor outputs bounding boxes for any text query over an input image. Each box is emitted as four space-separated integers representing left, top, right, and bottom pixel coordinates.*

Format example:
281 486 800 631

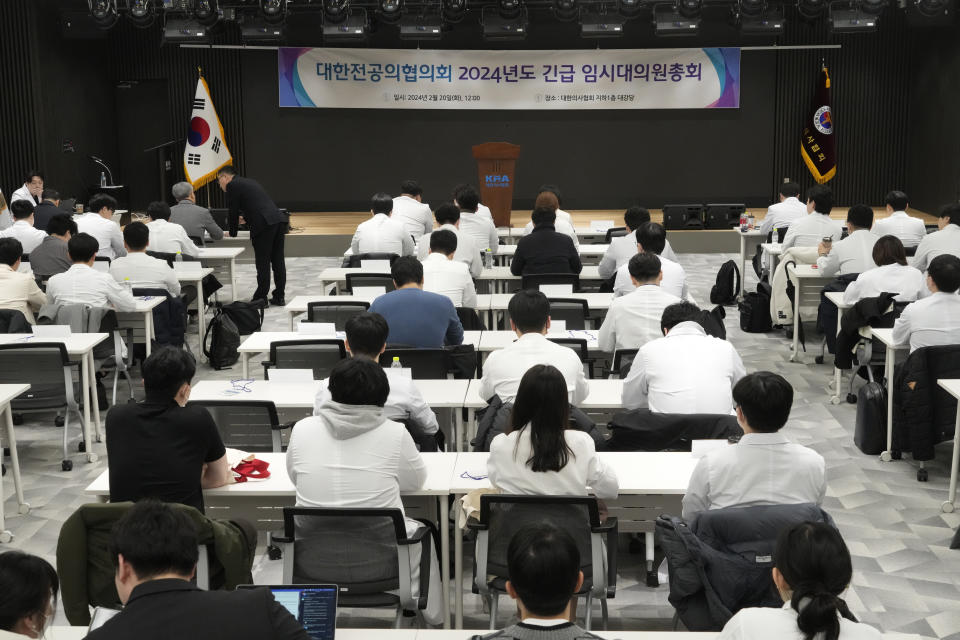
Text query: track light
828 0 879 31
89 0 119 28
739 0 764 17
195 0 220 25
261 0 286 23
618 0 641 16
677 0 701 19
913 0 948 15
498 0 523 18
860 0 886 13
443 0 466 21
127 0 156 27
553 0 579 21
379 0 403 23
324 0 350 23
798 0 827 18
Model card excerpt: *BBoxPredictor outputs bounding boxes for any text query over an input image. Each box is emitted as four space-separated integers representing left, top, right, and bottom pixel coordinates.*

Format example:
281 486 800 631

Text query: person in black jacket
510 207 582 277
32 188 66 232
85 500 310 640
217 166 287 306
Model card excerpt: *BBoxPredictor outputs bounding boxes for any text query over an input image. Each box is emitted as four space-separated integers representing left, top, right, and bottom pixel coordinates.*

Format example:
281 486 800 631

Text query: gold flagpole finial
198 65 203 77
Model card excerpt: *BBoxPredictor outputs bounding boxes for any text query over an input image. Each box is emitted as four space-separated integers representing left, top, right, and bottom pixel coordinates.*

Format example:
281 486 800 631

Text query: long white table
116 296 164 357
483 292 612 329
476 265 605 293
198 246 245 302
0 383 30 542
737 228 763 296
824 291 853 404
871 328 907 465
786 264 834 362
937 379 960 514
492 243 609 266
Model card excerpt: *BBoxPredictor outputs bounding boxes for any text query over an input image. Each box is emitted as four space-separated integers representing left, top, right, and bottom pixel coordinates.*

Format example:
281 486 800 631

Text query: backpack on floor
203 307 241 370
219 300 266 336
710 260 740 306
738 282 773 333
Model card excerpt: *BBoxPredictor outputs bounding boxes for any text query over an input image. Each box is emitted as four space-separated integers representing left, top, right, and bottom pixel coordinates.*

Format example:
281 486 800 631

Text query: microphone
88 154 103 162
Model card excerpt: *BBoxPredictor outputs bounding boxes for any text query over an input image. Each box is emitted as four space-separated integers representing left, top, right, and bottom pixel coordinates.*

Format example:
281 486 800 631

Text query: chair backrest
146 250 199 267
603 227 628 243
547 337 587 363
187 400 282 452
0 343 72 410
521 272 579 292
548 298 590 330
0 309 31 334
904 244 918 257
346 252 399 268
765 227 789 243
344 273 395 294
265 339 347 380
306 301 370 329
189 235 204 247
380 347 449 379
612 348 639 378
456 306 485 331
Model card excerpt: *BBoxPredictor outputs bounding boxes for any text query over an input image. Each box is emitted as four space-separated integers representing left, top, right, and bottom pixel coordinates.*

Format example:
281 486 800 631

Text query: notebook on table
238 584 338 640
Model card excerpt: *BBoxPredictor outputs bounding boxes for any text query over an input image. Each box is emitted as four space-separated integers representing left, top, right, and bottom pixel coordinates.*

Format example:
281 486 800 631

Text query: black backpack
738 282 773 333
709 260 740 305
203 307 241 370
698 305 727 340
219 300 266 336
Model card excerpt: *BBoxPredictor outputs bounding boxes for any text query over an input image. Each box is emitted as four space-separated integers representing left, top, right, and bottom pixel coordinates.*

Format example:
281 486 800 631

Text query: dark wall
0 1 41 199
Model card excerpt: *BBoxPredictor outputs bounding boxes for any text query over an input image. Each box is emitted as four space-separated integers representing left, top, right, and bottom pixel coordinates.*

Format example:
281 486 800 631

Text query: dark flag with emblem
800 65 836 184
183 70 232 188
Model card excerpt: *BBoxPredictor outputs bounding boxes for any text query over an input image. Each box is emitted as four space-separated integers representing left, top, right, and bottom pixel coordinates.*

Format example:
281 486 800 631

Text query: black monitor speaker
704 203 746 229
663 204 704 230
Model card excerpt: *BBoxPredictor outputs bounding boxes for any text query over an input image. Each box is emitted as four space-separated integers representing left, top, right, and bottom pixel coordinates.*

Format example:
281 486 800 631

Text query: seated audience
843 235 926 304
45 233 137 311
145 201 199 257
681 372 826 521
871 190 926 248
599 206 679 280
0 550 58 639
109 222 181 296
454 184 499 254
613 222 688 299
27 213 75 279
760 181 806 237
622 301 745 413
537 184 574 225
105 347 231 512
510 207 581 276
913 203 960 272
416 201 481 277
75 193 125 260
350 192 415 257
453 182 494 221
522 191 579 247
32 189 65 233
369 256 463 347
781 185 844 251
893 254 960 352
170 181 224 244
10 171 43 206
488 365 618 499
286 358 443 626
816 204 877 277
0 200 46 254
85 500 308 640
422 229 477 308
0 238 46 324
392 179 433 238
718 522 880 640
599 253 681 353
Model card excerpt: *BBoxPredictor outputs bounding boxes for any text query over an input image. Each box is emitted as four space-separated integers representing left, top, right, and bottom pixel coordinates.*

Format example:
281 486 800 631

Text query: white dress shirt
598 230 679 280
681 432 826 521
45 263 137 311
479 332 589 405
912 224 960 273
313 373 439 435
421 253 477 309
815 229 877 277
392 195 433 238
598 284 681 352
893 291 960 352
109 252 181 296
488 428 619 500
146 219 199 257
523 216 580 247
75 212 126 260
416 223 482 278
871 210 927 247
759 197 807 237
719 603 881 640
613 254 688 299
842 263 927 304
351 213 415 257
0 264 46 323
459 211 499 254
781 212 843 252
622 321 746 413
0 220 47 253
10 185 40 206
477 203 494 221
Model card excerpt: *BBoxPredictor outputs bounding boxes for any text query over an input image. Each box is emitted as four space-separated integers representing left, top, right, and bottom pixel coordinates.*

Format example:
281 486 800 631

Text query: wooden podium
472 142 520 228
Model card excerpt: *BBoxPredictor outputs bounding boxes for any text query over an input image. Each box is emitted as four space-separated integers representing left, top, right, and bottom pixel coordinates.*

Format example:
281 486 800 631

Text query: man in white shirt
109 221 181 296
681 371 826 521
599 206 679 280
75 193 126 260
453 185 499 254
421 229 477 309
521 188 579 247
622 301 746 413
454 183 495 222
893 254 960 352
350 192 415 257
416 202 482 278
599 253 681 353
146 201 199 257
392 179 433 239
913 204 960 273
0 238 46 323
0 200 47 254
10 170 43 207
759 181 806 238
872 190 927 248
479 290 589 405
815 204 877 277
45 232 137 311
613 222 688 299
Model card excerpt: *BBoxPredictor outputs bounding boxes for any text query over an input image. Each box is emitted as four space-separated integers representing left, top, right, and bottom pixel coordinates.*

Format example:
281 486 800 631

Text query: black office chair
904 245 918 257
189 235 204 247
456 307 485 331
520 273 579 292
603 227 628 243
343 252 400 268
188 400 289 452
261 339 347 380
306 301 370 330
610 348 639 379
548 298 590 330
344 273 395 295
547 337 594 378
380 348 449 379
765 228 789 243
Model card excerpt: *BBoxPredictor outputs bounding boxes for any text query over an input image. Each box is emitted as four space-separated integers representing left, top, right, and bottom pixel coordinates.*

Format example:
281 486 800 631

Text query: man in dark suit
33 188 66 232
85 500 310 640
510 206 582 276
217 166 287 305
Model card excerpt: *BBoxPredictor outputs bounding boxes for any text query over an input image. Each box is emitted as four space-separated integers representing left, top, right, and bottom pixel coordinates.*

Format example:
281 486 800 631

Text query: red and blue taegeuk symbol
188 116 211 147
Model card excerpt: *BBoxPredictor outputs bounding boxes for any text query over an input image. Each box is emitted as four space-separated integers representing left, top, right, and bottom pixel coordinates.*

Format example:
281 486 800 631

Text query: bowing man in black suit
217 165 287 306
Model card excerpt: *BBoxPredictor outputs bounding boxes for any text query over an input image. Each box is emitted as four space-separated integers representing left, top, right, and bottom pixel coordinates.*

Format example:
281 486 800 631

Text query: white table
484 292 612 329
198 246 245 302
477 329 600 354
116 296 164 357
937 379 960 513
175 266 214 353
786 264 834 362
285 295 380 331
317 267 392 295
824 291 852 404
737 229 764 295
492 243 609 266
759 241 783 276
48 629 724 640
0 383 30 542
870 328 908 465
476 265 604 294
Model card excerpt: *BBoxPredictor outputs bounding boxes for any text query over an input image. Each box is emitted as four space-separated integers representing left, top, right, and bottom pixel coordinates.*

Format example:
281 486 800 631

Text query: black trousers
251 222 286 300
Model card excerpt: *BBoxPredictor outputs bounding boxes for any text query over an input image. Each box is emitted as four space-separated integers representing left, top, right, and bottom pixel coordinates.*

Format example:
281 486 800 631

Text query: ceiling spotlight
828 0 879 31
798 0 827 18
553 0 578 20
618 0 641 15
913 0 949 15
739 0 765 17
483 4 527 38
677 0 701 19
581 7 626 35
322 7 368 39
860 0 886 13
195 0 220 25
261 0 286 23
379 0 403 22
499 0 523 18
739 1 784 32
89 0 119 28
443 0 467 21
324 0 350 23
399 9 443 38
654 2 700 34
127 0 156 27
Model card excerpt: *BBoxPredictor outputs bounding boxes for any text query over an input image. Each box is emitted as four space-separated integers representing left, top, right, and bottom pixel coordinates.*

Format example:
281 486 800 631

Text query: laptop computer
238 584 338 640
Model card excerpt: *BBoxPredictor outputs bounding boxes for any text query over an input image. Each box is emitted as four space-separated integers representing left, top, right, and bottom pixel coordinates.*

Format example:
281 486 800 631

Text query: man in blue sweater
370 256 464 347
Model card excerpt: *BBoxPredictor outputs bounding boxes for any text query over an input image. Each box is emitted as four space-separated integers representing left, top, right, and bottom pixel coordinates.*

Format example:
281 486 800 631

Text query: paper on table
298 322 336 336
32 325 71 337
225 447 252 467
267 369 314 383
540 284 574 296
590 220 615 231
360 260 391 272
546 320 567 334
173 261 203 277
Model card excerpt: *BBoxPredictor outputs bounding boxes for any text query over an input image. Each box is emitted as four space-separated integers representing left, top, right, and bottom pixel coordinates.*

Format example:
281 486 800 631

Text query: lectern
472 142 520 228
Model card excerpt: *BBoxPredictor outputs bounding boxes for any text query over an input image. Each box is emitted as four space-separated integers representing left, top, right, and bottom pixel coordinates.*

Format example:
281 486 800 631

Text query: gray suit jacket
169 200 224 244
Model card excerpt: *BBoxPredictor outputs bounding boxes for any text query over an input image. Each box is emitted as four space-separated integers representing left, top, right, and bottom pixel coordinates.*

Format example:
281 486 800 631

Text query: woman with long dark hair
0 551 59 639
719 522 880 640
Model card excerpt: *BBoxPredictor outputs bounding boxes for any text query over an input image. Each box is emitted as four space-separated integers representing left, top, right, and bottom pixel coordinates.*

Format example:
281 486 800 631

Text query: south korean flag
183 75 232 188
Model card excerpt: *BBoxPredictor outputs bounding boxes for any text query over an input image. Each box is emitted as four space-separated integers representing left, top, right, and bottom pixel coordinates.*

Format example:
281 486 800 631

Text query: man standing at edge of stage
217 165 287 306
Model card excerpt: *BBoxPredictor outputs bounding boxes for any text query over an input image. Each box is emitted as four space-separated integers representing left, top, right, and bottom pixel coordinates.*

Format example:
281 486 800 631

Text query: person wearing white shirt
479 290 589 405
871 190 927 248
0 238 46 324
421 229 477 309
893 254 960 352
391 180 433 239
599 206 679 280
45 232 137 312
0 200 47 254
522 190 579 248
0 189 12 231
622 301 746 413
75 193 126 260
718 522 880 640
454 183 495 222
759 181 807 238
612 222 688 299
599 253 681 353
286 358 443 626
145 201 199 258
843 235 927 304
416 202 482 278
10 170 43 207
682 372 825 521
815 205 877 277
454 185 499 254
350 192 415 257
109 221 181 296
913 203 960 273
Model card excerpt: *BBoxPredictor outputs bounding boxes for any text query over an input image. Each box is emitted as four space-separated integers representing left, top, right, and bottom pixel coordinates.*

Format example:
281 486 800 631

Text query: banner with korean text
278 47 740 110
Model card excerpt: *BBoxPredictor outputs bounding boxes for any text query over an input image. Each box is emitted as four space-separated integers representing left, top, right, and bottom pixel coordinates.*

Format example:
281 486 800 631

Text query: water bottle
484 248 493 269
390 356 402 369
772 226 779 244
100 171 107 187
739 214 747 233
123 277 133 295
175 251 183 263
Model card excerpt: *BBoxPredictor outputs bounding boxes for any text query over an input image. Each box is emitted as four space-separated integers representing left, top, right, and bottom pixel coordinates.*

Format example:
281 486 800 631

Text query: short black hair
10 200 34 220
46 214 76 238
141 346 196 399
391 255 423 287
530 207 556 227
41 188 60 202
507 523 580 617
806 185 834 215
846 204 873 230
146 201 171 221
123 221 150 251
67 232 99 263
328 357 389 407
371 193 393 215
88 193 117 214
884 190 909 211
661 300 701 333
23 170 44 184
928 254 960 293
344 312 389 358
430 228 458 255
0 551 59 632
537 184 562 206
637 221 667 255
0 238 23 266
434 202 461 226
627 252 661 283
217 165 237 177
939 203 960 227
508 290 550 334
623 206 651 231
454 185 479 213
732 372 793 432
109 500 199 580
400 180 422 197
779 181 801 198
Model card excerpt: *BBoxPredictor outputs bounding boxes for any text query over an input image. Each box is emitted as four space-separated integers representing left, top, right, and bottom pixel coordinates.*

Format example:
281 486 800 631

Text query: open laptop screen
239 584 337 640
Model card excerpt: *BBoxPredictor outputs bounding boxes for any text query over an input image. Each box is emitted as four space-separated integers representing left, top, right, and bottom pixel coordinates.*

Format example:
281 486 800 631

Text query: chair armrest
592 516 618 534
272 534 294 544
398 526 429 546
273 421 297 431
465 520 488 532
